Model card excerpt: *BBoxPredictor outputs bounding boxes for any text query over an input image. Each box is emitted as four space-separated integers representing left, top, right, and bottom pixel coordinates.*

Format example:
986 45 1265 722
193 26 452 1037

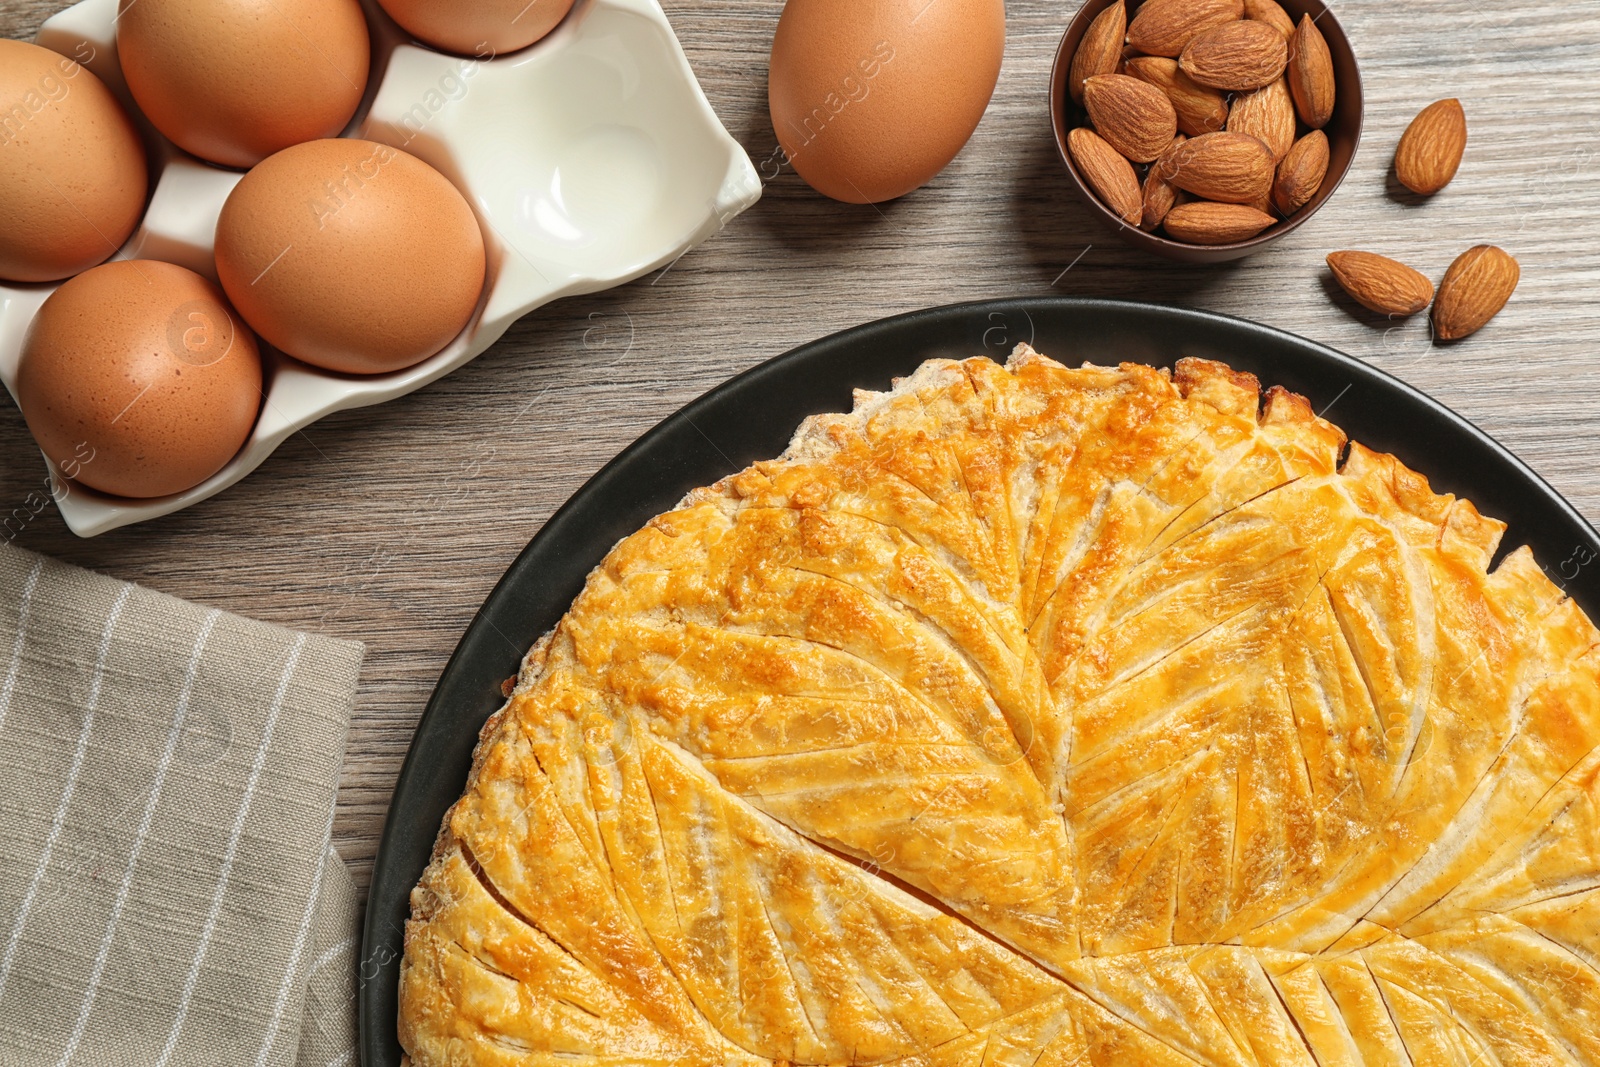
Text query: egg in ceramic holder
0 0 761 537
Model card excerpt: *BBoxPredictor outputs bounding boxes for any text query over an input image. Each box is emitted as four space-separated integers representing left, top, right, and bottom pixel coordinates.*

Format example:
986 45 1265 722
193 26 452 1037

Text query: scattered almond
1068 126 1143 226
1161 201 1277 244
1069 2 1127 105
1243 0 1296 38
1326 251 1435 316
1228 78 1295 161
1272 129 1329 214
1083 74 1179 163
1180 20 1289 92
1125 0 1244 58
1156 131 1276 205
1394 98 1467 195
1287 14 1335 128
1123 56 1230 137
1141 135 1187 230
1433 245 1518 341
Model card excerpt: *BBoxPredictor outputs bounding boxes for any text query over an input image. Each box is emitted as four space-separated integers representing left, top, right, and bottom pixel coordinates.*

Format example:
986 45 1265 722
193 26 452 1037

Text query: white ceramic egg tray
0 0 760 537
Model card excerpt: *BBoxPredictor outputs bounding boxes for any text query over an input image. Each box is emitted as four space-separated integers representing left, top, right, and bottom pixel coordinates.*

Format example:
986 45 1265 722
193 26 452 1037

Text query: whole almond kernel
1394 99 1468 195
1123 56 1230 138
1084 74 1179 163
1162 201 1276 244
1433 245 1519 341
1141 135 1187 231
1069 2 1126 105
1156 131 1276 205
1288 14 1336 129
1180 21 1289 92
1069 126 1143 226
1126 0 1244 58
1326 251 1435 316
1272 129 1329 215
1228 78 1295 161
1243 0 1296 38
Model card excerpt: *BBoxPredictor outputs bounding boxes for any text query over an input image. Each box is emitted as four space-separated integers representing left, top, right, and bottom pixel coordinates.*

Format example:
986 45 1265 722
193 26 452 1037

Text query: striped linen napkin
0 544 365 1067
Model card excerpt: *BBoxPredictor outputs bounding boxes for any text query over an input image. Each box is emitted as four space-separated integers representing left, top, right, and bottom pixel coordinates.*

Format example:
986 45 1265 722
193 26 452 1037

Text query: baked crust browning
400 347 1600 1066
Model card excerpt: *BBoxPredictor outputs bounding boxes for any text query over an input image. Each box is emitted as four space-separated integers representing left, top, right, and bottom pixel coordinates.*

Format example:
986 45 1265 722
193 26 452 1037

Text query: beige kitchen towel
0 544 364 1067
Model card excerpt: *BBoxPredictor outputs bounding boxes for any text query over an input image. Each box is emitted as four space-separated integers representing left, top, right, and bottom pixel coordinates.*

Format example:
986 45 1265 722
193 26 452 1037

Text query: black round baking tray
359 297 1600 1066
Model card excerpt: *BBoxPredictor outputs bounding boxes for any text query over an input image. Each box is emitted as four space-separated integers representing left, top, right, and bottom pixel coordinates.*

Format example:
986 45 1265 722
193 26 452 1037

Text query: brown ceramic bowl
1050 0 1363 263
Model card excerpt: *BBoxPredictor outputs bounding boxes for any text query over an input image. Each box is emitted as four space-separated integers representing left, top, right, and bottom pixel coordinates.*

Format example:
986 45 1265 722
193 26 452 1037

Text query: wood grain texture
3 0 1599 897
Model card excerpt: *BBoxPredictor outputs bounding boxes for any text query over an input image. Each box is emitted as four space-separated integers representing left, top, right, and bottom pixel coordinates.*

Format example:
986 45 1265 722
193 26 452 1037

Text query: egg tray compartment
0 0 762 537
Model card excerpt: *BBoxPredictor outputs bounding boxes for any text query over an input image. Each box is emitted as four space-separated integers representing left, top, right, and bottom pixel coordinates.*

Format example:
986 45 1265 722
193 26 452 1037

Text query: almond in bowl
1051 0 1363 263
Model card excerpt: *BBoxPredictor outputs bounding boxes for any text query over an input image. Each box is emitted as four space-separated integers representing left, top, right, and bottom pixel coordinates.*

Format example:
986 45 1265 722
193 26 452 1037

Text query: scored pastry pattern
399 346 1600 1066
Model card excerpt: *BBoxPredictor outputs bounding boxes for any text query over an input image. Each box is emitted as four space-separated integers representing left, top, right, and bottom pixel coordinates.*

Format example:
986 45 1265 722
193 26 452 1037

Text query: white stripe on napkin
0 557 44 735
0 585 131 1004
55 609 221 1067
307 935 356 978
154 632 307 1067
257 832 328 1067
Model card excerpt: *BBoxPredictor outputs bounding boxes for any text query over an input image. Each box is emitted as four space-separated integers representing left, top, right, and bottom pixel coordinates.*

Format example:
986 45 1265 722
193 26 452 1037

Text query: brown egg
0 40 147 283
117 0 370 169
769 0 1005 204
376 0 576 55
214 139 486 375
17 260 263 499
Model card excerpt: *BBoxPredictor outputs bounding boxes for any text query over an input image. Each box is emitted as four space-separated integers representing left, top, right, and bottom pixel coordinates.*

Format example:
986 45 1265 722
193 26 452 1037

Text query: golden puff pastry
399 347 1600 1066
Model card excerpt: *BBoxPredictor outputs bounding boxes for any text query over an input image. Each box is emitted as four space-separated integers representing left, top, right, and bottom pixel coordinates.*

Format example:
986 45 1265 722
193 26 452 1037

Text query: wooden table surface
4 0 1599 895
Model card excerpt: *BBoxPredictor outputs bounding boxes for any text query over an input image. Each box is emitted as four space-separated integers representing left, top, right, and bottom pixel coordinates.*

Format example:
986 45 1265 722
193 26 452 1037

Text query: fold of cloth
0 544 364 1067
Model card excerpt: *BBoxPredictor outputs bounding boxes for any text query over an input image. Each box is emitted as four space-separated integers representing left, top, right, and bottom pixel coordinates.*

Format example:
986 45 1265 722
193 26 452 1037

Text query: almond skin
1433 245 1519 341
1326 251 1435 316
1123 56 1230 138
1394 98 1467 195
1272 129 1329 215
1126 0 1244 58
1180 20 1289 92
1141 135 1187 231
1243 0 1296 37
1069 1 1126 105
1228 77 1295 161
1069 126 1142 226
1083 73 1179 163
1287 14 1335 129
1156 131 1276 205
1162 201 1276 244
